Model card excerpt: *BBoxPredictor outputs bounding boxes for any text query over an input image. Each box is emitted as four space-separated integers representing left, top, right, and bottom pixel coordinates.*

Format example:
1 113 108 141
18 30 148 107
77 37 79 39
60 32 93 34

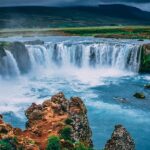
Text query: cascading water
1 37 150 150
0 40 141 78
27 42 141 71
0 50 20 78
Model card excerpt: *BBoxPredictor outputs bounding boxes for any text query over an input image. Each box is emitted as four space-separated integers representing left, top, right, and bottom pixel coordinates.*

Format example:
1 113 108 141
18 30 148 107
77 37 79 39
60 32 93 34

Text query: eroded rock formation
0 92 92 150
105 124 135 150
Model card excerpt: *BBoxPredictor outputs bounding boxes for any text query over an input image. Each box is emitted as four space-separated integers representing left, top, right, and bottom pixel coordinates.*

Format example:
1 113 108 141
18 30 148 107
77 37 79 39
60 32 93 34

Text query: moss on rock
133 92 145 99
139 44 150 73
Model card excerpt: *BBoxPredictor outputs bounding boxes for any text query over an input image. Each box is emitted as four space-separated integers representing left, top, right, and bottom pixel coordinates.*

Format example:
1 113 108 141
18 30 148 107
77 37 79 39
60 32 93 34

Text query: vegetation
46 136 61 150
0 138 17 150
140 44 150 73
0 26 150 39
59 126 72 141
74 142 91 150
65 118 73 125
62 26 150 39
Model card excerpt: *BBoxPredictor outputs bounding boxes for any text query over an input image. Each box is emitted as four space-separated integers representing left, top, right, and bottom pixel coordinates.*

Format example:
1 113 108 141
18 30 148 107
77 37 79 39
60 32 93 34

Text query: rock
0 45 6 58
69 97 93 147
43 100 51 107
7 42 31 74
105 124 135 150
0 93 93 150
70 97 87 114
144 84 150 89
113 97 128 103
139 44 150 73
25 103 43 119
138 39 144 41
133 92 145 99
24 40 44 45
0 114 3 120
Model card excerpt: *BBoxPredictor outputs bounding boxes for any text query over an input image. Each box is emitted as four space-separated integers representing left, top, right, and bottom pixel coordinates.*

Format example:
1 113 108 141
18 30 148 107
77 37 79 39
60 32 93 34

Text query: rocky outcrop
105 124 135 150
7 42 31 74
133 92 145 99
0 45 6 58
0 93 92 150
0 41 31 74
69 97 93 146
144 84 150 89
140 44 150 73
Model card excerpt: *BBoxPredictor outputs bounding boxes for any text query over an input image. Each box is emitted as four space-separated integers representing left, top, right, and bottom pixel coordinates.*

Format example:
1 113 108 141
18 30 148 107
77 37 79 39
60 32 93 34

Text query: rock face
0 41 31 74
0 45 6 58
0 93 92 150
140 44 150 73
8 42 31 74
105 125 135 150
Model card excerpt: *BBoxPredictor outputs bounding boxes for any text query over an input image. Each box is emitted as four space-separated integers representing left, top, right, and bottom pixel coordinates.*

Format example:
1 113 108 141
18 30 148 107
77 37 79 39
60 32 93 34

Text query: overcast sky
0 0 150 11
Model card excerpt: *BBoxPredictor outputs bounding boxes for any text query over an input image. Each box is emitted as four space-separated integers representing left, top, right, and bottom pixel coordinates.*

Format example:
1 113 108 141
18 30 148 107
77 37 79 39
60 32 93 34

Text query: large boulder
133 92 145 99
105 125 135 150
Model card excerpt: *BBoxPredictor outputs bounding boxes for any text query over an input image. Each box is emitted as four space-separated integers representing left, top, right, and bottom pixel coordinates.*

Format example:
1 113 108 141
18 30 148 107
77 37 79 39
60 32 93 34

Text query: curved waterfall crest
0 40 141 78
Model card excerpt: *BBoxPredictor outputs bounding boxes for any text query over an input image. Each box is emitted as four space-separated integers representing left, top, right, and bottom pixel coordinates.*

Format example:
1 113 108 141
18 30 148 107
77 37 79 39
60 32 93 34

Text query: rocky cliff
0 93 135 150
140 43 150 73
105 125 135 150
0 92 92 150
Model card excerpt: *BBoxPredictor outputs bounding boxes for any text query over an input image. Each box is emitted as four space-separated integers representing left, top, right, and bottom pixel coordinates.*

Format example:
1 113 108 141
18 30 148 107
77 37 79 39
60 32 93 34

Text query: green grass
0 26 150 39
61 26 150 39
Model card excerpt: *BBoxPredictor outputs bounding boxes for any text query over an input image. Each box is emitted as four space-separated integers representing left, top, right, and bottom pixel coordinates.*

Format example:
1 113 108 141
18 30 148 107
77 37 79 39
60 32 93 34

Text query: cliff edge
0 92 92 150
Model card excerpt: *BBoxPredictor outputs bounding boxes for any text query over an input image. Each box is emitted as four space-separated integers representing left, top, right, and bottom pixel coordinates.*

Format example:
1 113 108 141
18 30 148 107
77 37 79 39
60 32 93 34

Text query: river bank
0 26 150 39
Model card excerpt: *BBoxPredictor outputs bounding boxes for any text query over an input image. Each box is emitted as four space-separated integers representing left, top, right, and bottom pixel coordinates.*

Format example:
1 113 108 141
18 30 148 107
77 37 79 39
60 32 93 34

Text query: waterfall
0 50 20 78
0 40 141 78
43 42 141 71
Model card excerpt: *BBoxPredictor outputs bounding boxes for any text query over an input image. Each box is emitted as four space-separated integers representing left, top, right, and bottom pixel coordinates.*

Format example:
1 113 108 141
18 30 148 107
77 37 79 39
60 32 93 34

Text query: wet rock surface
140 44 150 73
8 42 31 74
105 124 135 150
144 84 150 89
133 92 145 99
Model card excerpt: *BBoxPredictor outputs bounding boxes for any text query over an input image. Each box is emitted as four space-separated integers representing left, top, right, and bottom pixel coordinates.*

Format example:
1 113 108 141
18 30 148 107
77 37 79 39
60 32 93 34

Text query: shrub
0 139 16 150
74 142 90 150
59 126 72 140
65 118 73 125
46 136 61 150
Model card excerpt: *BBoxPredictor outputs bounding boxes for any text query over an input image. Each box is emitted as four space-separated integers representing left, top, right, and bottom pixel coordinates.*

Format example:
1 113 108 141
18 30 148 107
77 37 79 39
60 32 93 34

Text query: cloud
0 0 150 11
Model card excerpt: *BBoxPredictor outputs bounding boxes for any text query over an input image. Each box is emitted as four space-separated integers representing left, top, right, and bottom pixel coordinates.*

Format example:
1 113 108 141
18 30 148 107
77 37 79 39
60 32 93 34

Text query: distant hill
0 4 150 28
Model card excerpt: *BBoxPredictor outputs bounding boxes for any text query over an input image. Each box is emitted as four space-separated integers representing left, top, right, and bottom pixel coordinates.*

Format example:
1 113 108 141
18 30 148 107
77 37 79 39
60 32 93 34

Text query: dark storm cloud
0 0 150 11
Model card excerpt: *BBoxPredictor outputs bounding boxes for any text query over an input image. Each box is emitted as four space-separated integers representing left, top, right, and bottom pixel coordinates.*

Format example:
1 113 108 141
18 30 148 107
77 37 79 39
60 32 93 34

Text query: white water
0 41 141 78
0 37 150 150
30 42 141 71
0 50 20 78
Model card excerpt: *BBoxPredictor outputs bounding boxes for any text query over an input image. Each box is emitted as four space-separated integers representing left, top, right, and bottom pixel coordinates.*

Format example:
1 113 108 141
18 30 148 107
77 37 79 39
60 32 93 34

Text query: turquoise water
1 71 150 150
0 36 150 149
